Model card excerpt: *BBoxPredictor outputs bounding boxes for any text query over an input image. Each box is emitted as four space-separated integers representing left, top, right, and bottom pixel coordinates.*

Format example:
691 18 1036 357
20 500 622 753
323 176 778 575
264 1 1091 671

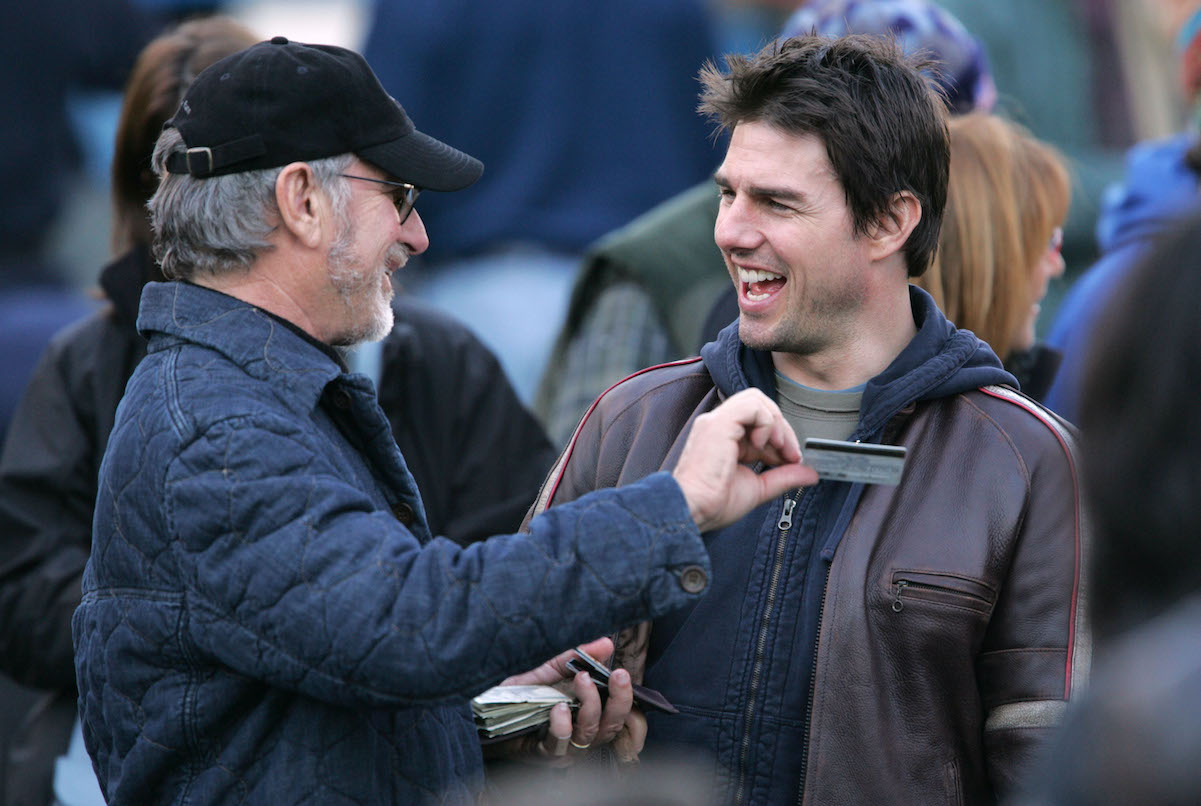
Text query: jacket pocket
943 758 964 806
890 569 996 615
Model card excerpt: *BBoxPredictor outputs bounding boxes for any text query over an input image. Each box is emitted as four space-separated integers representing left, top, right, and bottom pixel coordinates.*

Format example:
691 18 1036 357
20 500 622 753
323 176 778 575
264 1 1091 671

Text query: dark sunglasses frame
339 174 422 223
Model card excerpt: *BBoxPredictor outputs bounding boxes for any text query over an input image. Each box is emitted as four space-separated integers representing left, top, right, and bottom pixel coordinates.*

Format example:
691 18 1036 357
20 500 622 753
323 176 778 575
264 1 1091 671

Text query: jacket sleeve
165 413 710 709
977 397 1091 795
0 339 96 692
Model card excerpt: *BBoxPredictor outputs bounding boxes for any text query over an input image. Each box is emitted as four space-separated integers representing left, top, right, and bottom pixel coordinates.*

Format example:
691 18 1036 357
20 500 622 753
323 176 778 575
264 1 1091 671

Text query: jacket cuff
576 472 711 615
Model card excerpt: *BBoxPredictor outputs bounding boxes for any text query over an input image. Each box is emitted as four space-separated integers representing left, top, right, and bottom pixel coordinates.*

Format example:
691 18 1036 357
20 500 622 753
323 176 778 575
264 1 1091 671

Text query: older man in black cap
72 37 815 805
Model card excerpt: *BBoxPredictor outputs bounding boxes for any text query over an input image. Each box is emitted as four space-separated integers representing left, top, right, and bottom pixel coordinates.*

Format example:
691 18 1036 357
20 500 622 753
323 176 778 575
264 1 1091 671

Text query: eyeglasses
339 174 422 224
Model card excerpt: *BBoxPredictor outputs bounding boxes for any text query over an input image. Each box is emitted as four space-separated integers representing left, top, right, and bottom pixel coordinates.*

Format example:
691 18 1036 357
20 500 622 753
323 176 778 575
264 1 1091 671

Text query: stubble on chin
737 314 829 357
326 238 402 347
329 276 394 347
737 275 866 357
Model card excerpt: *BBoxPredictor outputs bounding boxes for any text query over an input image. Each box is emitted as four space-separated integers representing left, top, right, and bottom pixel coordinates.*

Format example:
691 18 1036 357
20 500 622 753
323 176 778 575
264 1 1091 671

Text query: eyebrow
713 173 808 204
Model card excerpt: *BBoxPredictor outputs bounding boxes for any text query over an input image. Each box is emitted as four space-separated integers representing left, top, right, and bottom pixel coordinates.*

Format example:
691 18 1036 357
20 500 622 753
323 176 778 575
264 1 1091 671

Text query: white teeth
737 267 783 284
739 267 783 301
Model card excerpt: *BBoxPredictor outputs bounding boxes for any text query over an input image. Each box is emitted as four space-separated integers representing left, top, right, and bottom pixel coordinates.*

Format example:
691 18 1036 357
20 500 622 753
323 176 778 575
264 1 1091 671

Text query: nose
714 196 763 255
1042 246 1065 280
1050 249 1065 278
401 208 430 255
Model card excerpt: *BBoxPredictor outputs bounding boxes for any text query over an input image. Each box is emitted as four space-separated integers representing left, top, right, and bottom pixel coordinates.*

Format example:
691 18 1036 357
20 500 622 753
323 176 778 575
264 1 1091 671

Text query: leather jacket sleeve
974 390 1091 794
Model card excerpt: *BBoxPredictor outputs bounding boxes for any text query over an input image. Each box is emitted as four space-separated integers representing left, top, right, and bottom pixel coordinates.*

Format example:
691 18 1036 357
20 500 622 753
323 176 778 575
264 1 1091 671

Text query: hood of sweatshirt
700 284 1017 438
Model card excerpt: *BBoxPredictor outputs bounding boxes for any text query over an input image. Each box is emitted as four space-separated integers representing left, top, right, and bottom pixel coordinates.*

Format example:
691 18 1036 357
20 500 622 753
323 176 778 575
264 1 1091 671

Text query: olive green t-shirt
774 371 863 449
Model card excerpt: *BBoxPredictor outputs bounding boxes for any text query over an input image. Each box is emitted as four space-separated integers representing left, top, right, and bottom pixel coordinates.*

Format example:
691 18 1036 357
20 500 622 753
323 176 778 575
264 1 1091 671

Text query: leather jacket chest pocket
890 569 996 616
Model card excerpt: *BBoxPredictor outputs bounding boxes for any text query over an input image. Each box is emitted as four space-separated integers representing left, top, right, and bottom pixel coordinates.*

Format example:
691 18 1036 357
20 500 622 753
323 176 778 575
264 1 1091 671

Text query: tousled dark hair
698 34 949 277
1078 211 1201 641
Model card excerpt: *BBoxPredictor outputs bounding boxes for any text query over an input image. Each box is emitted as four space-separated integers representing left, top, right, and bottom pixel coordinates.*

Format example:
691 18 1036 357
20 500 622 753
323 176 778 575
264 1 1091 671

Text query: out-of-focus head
1012 130 1071 346
919 113 1069 358
1147 0 1201 35
111 16 259 254
146 37 482 281
1078 209 1201 640
1175 4 1201 119
782 0 996 115
699 33 949 277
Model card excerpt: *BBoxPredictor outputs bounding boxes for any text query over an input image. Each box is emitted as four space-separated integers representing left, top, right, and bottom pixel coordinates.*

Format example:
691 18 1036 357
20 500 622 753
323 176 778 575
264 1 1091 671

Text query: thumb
757 463 819 501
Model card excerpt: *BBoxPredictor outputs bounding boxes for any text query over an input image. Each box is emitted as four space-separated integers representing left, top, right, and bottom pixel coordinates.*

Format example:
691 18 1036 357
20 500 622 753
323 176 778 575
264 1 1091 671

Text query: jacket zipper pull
892 580 908 612
778 497 796 531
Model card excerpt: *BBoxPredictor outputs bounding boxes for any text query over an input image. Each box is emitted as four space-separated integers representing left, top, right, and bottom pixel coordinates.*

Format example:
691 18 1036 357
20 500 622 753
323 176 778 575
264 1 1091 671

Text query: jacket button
678 565 708 594
392 502 415 526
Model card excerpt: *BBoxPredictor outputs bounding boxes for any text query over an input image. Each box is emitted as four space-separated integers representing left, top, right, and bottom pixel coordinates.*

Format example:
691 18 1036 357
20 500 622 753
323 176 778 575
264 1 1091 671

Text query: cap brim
358 129 483 192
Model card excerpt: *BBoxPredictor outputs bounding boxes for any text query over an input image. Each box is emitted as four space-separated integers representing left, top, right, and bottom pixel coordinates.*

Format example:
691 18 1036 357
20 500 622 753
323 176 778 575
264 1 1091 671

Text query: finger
544 702 573 758
500 652 563 687
747 417 774 451
757 463 819 499
612 709 647 763
730 392 798 461
575 636 615 666
753 402 799 462
738 437 797 470
731 389 776 430
739 427 797 466
771 412 801 462
627 708 648 754
739 440 789 468
509 636 615 686
571 671 602 748
596 668 634 743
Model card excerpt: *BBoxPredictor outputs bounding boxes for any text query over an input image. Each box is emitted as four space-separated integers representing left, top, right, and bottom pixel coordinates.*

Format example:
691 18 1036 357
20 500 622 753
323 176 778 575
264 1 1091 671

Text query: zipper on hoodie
733 490 800 806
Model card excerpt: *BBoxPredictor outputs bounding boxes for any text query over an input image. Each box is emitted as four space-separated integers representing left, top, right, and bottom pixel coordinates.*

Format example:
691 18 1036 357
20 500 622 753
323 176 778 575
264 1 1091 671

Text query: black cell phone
566 648 679 715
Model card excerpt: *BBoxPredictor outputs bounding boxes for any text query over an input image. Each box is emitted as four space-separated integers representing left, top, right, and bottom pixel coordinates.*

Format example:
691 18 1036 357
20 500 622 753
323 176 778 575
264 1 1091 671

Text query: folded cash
471 685 576 739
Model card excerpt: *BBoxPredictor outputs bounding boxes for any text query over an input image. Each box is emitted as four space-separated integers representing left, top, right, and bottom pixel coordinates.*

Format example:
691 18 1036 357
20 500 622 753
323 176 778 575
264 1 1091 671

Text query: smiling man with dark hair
529 34 1089 805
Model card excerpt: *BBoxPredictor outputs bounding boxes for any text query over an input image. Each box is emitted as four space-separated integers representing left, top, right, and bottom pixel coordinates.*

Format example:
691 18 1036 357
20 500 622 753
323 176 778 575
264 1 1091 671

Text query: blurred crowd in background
4 0 1201 803
5 0 1193 412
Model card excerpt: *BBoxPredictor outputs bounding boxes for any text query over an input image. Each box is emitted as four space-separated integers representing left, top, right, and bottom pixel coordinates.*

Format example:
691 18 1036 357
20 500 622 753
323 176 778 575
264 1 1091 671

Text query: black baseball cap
163 36 483 191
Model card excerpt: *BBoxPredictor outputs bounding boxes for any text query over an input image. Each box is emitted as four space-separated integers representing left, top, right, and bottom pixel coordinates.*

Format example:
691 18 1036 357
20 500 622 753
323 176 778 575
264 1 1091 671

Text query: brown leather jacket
528 292 1090 805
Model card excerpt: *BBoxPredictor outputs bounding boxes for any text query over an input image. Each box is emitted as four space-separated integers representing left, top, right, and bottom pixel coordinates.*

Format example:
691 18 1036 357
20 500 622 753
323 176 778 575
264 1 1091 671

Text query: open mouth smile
738 267 787 302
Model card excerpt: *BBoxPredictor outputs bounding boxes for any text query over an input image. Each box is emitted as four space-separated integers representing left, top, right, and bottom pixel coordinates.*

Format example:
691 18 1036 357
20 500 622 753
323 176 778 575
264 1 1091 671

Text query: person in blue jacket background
1043 6 1201 421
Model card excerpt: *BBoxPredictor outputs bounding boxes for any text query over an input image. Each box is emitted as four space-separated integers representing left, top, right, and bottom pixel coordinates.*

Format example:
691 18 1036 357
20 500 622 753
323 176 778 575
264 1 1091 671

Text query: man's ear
274 162 329 249
866 191 922 263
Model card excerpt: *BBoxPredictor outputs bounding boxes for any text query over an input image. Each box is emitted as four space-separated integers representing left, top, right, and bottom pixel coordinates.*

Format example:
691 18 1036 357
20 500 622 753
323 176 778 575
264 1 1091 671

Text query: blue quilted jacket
74 281 710 805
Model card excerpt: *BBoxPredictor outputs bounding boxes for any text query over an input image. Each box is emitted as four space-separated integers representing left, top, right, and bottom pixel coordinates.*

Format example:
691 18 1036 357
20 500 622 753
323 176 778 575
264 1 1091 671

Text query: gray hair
147 126 355 279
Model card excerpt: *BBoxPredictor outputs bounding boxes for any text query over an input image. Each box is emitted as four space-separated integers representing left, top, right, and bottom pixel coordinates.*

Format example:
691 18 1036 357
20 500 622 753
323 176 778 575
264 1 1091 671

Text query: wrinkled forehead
717 122 841 190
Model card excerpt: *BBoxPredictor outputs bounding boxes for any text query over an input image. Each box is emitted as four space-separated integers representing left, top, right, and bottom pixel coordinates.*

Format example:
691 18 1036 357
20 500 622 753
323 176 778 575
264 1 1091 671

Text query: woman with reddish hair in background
917 112 1072 402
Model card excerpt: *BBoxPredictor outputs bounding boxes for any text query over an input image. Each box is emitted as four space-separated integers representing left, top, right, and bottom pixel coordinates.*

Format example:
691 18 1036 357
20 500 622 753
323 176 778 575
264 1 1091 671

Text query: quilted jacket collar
136 280 343 414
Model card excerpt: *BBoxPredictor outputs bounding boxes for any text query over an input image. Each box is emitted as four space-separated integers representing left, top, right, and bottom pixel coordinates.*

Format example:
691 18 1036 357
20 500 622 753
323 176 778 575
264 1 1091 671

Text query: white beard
326 219 405 346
